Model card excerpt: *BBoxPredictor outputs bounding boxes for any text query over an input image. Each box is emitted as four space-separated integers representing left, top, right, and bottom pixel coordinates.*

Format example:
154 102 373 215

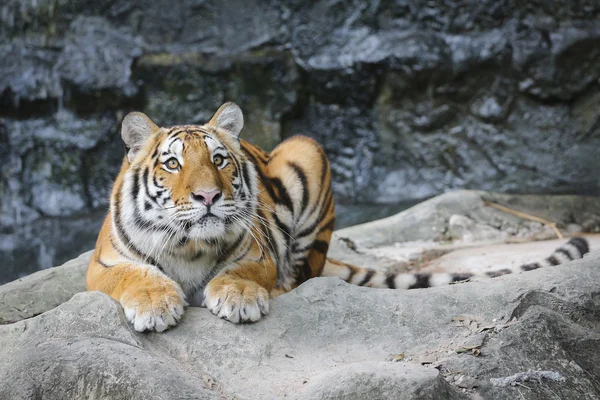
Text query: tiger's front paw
120 276 187 332
203 277 269 323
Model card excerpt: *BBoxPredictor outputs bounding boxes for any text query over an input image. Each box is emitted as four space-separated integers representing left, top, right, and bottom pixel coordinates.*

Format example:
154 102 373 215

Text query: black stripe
408 273 431 289
97 257 112 268
555 248 573 260
273 211 291 268
273 211 291 240
318 190 333 221
240 160 254 197
486 268 512 278
299 258 312 282
288 161 309 218
143 167 161 206
296 153 329 230
312 240 329 254
190 248 204 261
321 216 335 232
132 168 141 199
546 256 560 266
567 237 589 257
113 176 163 269
358 270 375 286
451 273 473 282
346 265 357 283
131 171 154 230
270 177 294 215
521 263 541 271
296 218 320 239
109 235 130 259
232 238 253 263
319 148 328 183
152 173 164 188
257 208 278 262
249 146 269 164
215 231 246 265
385 273 396 289
242 146 259 166
113 196 161 268
113 187 141 258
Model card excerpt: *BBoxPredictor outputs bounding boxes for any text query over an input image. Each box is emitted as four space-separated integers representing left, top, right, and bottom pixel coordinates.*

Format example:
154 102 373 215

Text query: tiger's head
117 102 257 248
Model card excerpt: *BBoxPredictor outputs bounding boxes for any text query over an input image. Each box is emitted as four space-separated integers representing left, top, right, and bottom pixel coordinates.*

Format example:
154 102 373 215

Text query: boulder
0 251 91 324
328 190 600 269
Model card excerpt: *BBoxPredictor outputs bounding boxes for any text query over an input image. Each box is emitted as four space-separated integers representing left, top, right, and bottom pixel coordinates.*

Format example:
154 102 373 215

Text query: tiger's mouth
183 212 228 240
198 213 220 222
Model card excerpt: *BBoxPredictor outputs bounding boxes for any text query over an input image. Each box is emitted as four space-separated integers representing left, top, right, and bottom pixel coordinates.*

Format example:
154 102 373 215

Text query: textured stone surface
1 252 599 399
328 190 600 269
1 1 600 281
0 251 91 324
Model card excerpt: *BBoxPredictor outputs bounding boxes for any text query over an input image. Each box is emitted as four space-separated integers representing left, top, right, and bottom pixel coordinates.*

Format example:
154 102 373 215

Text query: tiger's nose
191 189 221 206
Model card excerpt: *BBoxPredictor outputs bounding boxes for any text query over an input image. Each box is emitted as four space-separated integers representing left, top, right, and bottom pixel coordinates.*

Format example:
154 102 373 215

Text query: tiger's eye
166 158 180 170
213 154 224 167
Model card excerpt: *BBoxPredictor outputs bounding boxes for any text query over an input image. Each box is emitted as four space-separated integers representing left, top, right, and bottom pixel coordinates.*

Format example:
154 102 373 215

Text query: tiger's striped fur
321 237 590 288
87 103 334 331
87 102 591 333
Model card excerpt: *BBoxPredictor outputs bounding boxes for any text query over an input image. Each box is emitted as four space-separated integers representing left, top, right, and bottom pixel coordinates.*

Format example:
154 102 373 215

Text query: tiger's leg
265 136 335 284
86 230 186 332
203 256 277 323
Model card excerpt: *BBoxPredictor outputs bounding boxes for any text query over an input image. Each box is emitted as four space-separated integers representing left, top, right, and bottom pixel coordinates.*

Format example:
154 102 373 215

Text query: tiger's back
241 138 335 290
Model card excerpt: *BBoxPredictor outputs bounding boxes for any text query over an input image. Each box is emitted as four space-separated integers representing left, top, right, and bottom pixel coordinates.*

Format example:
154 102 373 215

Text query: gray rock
56 16 144 99
447 214 507 242
0 251 90 324
329 190 600 253
299 362 466 400
1 250 600 399
0 291 216 400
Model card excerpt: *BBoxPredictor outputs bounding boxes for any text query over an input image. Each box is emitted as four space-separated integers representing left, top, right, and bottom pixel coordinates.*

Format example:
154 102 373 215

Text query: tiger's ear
208 102 244 138
121 112 159 162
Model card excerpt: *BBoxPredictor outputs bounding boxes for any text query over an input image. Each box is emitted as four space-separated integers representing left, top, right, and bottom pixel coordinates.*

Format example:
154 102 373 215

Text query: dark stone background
1 0 600 283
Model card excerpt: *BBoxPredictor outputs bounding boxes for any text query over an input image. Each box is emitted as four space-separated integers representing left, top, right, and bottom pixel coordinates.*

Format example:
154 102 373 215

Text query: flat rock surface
1 190 600 399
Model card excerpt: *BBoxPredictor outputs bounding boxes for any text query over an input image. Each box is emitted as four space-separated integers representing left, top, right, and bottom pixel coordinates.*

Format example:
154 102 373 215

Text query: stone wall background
1 0 600 282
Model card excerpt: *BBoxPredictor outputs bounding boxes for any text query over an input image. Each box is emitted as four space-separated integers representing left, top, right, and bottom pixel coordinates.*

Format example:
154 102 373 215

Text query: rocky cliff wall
1 1 600 278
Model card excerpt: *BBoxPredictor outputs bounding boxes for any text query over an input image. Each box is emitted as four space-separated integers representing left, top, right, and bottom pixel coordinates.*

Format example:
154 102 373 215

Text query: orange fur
87 103 335 331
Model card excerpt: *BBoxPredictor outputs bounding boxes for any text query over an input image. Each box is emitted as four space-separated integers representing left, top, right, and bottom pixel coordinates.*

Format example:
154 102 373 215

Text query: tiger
86 102 591 332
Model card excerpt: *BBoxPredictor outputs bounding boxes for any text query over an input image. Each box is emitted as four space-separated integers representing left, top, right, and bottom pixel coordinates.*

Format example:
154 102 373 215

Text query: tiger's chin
187 215 227 241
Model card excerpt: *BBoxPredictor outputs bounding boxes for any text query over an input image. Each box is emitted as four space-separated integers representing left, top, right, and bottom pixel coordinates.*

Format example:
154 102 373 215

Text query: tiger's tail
321 237 590 289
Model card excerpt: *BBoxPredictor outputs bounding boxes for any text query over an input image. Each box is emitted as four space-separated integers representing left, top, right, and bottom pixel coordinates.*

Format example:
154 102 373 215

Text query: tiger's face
119 103 257 244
